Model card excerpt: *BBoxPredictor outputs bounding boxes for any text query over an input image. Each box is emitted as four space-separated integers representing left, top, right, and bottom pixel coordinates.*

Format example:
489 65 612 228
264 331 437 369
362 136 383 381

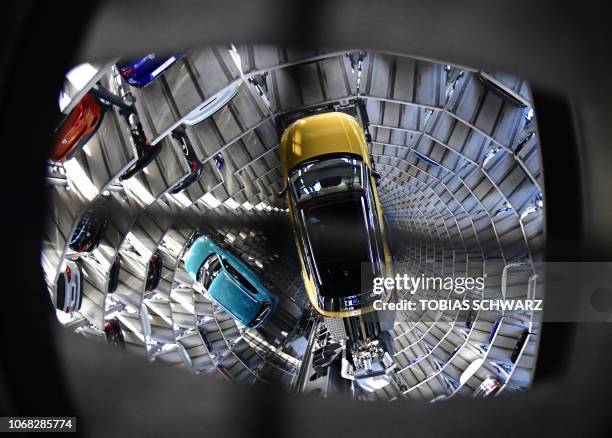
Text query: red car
51 92 104 162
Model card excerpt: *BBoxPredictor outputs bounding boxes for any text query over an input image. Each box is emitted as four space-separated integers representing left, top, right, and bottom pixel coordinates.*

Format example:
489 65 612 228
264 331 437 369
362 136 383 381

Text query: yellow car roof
279 112 371 179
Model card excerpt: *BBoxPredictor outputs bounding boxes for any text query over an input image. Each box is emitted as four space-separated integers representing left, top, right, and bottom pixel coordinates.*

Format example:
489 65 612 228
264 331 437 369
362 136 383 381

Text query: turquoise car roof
207 270 260 324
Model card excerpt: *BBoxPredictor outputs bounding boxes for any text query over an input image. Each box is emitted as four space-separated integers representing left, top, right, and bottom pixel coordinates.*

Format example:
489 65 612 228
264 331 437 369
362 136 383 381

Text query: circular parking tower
43 45 544 401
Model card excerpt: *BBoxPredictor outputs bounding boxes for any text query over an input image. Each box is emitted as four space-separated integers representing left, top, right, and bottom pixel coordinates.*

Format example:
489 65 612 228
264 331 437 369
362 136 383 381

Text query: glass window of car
56 275 66 308
289 157 364 204
70 212 93 246
223 261 259 295
198 254 223 289
303 196 371 299
364 175 386 264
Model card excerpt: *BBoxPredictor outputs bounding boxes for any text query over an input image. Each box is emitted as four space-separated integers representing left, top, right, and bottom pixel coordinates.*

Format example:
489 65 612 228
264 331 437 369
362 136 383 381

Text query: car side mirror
371 169 382 181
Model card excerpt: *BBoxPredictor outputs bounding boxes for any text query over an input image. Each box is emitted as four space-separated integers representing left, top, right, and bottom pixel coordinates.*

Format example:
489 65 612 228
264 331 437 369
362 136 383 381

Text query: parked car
465 307 476 329
279 111 393 318
511 328 530 363
197 327 213 352
54 259 83 313
473 376 502 398
477 72 528 108
51 92 104 162
216 365 233 381
184 235 278 328
145 251 162 292
495 362 513 374
213 153 225 170
412 149 440 167
104 317 125 348
448 345 462 363
107 255 121 294
69 209 108 253
514 132 535 155
168 130 203 194
182 80 240 125
119 113 162 180
118 53 182 87
488 319 501 344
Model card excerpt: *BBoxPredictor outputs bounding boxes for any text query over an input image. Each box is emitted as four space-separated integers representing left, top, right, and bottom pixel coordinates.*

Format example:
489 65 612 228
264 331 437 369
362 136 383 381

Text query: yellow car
280 111 393 318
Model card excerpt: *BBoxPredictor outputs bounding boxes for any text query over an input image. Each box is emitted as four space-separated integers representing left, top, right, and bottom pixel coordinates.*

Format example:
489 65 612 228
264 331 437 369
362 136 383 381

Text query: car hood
183 236 216 281
208 270 261 324
183 80 240 125
279 112 371 179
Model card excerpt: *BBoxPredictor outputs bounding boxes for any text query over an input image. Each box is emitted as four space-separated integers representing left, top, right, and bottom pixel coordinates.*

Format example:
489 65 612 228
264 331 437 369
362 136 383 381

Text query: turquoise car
184 236 278 328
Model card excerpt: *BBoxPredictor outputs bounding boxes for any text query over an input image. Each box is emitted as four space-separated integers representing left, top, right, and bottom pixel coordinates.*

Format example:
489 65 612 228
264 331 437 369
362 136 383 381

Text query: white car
54 259 83 313
473 376 502 398
182 80 240 126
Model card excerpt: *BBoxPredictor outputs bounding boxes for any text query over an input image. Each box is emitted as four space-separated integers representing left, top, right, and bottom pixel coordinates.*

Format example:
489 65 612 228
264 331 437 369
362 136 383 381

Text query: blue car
184 236 278 328
119 53 182 87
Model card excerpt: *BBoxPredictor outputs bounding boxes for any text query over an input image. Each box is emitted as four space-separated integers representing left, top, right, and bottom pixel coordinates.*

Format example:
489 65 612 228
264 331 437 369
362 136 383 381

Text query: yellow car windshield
289 156 364 204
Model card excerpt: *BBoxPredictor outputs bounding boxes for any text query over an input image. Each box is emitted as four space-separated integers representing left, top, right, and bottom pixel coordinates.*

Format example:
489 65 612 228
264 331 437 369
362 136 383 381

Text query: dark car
168 130 203 194
118 53 182 88
477 72 528 108
448 345 462 363
120 113 162 180
145 251 162 292
104 317 125 347
465 307 476 329
213 153 225 170
514 132 535 155
488 319 501 344
412 149 440 167
69 209 108 253
197 327 213 352
511 329 530 363
107 255 121 294
51 92 104 162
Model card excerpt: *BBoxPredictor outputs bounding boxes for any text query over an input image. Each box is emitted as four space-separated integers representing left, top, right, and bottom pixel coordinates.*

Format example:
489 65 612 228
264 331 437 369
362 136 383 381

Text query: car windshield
70 212 93 245
56 275 66 308
303 196 371 300
289 157 364 204
224 261 259 295
199 254 223 290
147 254 160 280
